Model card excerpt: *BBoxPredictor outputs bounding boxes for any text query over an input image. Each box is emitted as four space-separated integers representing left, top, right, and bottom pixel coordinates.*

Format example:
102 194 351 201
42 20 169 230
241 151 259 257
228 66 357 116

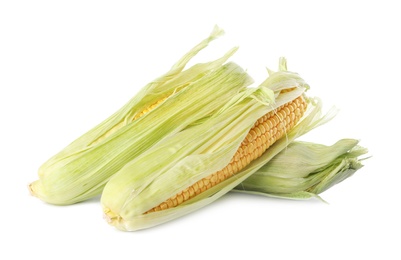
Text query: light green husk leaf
101 60 328 231
234 139 368 199
30 26 252 205
263 57 310 96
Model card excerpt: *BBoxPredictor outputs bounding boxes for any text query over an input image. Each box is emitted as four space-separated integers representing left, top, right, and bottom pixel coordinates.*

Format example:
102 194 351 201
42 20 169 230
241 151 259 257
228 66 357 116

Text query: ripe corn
147 95 307 212
37 26 230 177
100 58 330 231
29 26 253 205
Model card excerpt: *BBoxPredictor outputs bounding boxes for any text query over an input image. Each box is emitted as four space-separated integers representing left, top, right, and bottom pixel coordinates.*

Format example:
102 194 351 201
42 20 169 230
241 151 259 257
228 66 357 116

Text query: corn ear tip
28 181 38 197
103 207 121 226
103 209 112 223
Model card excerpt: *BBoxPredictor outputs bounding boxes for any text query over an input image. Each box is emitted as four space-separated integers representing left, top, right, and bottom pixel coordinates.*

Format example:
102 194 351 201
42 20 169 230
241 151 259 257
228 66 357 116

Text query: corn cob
29 27 254 205
101 58 330 231
147 95 307 212
36 26 231 178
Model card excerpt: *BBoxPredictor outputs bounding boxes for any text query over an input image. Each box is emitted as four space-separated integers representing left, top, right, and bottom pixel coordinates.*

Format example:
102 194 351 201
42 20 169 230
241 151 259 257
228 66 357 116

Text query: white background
1 0 400 259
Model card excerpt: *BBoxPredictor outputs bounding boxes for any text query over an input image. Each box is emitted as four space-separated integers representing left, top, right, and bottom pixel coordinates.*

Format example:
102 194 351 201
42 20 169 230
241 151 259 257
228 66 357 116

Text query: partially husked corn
29 26 253 205
147 95 307 212
100 57 323 231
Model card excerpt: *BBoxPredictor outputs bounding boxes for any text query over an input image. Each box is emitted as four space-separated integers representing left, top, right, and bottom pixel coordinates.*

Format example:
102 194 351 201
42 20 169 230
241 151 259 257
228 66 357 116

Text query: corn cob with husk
234 139 368 200
30 25 369 232
101 58 334 231
29 26 254 205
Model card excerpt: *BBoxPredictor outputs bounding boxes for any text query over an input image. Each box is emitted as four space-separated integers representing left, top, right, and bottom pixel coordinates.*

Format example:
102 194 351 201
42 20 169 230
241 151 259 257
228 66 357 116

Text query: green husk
101 59 330 231
30 27 253 205
233 139 368 199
